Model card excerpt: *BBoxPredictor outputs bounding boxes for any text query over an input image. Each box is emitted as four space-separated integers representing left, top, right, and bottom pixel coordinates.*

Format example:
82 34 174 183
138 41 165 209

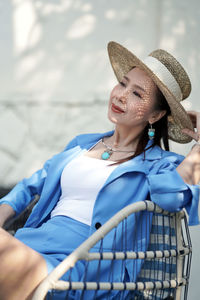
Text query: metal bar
51 279 187 291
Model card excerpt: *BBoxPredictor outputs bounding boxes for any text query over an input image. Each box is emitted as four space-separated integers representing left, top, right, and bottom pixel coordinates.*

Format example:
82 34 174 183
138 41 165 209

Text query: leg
0 228 48 300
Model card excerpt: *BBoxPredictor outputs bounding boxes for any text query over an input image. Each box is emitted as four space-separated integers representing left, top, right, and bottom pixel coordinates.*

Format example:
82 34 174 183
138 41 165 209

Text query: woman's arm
176 111 200 185
0 204 15 228
147 113 200 226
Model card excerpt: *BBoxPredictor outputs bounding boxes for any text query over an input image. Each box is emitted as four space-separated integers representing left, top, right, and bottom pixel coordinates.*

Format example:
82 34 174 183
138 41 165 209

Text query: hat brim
108 41 194 144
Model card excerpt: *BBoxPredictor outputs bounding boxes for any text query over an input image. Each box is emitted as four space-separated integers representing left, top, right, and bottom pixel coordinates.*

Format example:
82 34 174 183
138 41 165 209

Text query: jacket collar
76 130 163 162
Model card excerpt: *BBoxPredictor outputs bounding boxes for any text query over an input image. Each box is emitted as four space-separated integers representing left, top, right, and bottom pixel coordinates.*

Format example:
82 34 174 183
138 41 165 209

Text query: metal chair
30 201 192 300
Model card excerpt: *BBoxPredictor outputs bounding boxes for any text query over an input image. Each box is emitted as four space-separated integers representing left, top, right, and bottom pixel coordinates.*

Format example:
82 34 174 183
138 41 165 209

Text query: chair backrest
32 201 192 300
136 210 191 300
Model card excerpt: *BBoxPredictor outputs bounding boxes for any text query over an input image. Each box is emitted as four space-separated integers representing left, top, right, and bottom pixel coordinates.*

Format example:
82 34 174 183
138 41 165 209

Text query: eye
133 91 142 98
119 81 126 87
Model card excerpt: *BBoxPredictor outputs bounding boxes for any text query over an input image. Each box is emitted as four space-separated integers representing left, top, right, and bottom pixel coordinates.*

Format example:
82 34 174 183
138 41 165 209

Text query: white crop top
50 152 117 225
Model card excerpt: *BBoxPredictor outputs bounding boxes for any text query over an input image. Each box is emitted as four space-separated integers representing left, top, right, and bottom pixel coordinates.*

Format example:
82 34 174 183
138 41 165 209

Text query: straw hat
107 41 194 143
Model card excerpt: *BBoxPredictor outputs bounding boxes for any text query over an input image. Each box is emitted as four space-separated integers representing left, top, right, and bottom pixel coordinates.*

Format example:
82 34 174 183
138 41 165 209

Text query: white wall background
0 0 199 298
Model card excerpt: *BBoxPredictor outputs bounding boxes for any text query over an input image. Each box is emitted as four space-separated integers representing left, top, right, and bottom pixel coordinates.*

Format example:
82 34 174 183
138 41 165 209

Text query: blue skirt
15 216 90 280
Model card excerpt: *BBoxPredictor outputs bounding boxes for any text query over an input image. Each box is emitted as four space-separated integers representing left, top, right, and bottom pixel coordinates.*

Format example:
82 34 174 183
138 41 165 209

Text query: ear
149 110 167 124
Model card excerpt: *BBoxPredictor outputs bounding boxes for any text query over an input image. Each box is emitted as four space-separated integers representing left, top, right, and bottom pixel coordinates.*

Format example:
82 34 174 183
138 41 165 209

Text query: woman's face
108 67 159 130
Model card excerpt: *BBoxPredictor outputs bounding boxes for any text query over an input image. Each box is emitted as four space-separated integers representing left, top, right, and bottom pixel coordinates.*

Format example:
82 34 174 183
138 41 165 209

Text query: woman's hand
0 204 15 228
176 111 200 185
182 110 200 142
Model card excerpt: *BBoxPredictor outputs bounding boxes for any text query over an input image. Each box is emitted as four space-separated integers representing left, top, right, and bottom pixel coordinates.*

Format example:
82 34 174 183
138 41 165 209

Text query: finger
190 118 196 128
186 110 197 115
186 111 200 129
182 128 199 141
185 111 197 127
186 110 200 117
196 113 200 132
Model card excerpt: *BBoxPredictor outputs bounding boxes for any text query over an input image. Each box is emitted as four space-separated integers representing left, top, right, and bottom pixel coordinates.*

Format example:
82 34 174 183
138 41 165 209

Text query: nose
119 97 126 104
117 89 128 104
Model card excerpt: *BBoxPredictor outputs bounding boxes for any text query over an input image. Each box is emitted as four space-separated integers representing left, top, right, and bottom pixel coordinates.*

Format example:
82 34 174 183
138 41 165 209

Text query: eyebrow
124 76 146 93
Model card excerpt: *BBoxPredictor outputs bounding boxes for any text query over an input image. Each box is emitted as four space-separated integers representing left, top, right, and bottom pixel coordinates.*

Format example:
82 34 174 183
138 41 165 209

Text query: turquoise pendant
101 150 112 160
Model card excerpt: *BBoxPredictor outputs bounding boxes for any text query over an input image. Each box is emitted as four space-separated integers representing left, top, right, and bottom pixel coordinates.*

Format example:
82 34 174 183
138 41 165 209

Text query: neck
109 125 145 150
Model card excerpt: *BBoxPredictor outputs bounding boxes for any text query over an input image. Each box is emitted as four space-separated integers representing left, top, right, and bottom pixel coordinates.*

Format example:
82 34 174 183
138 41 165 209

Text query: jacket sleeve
147 155 199 226
0 136 78 215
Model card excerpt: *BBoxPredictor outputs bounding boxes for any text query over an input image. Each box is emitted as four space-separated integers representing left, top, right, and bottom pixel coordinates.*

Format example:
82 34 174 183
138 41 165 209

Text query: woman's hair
114 87 171 164
135 86 171 155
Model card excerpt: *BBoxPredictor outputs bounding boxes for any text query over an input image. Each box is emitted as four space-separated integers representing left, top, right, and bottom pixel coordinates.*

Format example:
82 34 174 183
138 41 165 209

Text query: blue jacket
1 131 199 229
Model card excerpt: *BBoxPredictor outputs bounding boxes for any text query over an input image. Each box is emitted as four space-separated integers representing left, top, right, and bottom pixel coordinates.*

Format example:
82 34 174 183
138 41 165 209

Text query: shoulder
160 148 184 163
145 144 184 164
148 146 185 173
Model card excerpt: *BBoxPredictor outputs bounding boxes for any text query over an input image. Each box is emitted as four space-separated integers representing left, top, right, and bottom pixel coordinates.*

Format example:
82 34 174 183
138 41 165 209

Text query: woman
0 41 199 300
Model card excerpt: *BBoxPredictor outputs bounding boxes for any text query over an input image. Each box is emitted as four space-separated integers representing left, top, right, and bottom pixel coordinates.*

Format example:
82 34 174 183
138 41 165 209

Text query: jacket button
95 222 102 229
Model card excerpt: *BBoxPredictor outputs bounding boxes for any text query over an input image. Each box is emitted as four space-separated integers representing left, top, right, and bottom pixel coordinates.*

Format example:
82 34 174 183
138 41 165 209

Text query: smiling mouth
111 103 125 113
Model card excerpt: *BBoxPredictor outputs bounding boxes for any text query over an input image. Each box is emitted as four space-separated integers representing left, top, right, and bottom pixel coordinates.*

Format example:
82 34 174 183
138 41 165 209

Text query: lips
111 103 125 113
